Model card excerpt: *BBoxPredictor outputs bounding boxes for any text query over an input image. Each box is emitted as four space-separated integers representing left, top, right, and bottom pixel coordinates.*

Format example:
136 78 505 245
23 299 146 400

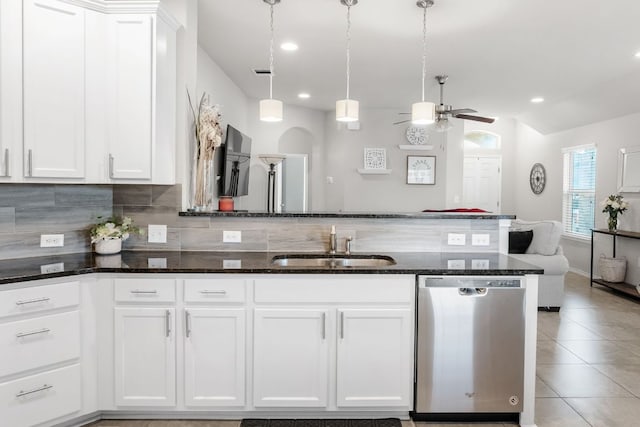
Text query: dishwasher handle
458 287 488 296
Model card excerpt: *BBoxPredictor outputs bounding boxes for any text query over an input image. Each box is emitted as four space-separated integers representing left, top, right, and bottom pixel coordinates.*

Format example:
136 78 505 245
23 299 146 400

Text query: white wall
514 112 640 281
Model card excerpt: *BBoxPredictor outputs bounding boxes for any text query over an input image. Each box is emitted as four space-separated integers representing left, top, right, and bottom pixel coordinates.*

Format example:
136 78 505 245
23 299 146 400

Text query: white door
23 0 85 178
336 308 413 407
463 156 501 213
253 308 329 407
184 308 245 407
281 155 308 212
106 14 153 180
114 307 175 407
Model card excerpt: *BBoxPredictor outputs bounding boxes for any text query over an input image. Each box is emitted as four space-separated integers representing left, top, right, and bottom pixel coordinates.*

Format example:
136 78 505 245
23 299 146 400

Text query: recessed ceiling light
298 92 311 99
280 42 299 52
530 97 545 104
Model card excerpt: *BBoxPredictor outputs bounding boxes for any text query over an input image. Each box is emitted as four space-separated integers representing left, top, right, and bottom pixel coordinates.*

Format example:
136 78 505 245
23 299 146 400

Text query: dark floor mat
241 419 401 427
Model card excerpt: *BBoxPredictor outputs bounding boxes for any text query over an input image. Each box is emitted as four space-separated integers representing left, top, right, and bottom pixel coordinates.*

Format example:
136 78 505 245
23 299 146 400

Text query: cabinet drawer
114 278 176 303
0 364 81 427
0 281 80 319
0 311 80 378
254 276 413 304
184 279 246 303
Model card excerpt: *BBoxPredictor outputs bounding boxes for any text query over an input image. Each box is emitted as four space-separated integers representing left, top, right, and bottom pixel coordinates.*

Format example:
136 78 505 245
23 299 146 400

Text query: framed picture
363 148 387 170
407 155 436 185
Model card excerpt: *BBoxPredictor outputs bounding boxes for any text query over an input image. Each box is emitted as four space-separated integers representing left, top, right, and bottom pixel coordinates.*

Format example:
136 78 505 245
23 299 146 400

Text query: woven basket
599 255 627 283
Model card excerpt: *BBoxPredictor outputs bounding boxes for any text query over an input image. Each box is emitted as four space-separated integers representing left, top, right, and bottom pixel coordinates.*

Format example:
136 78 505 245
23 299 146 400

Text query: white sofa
508 220 570 311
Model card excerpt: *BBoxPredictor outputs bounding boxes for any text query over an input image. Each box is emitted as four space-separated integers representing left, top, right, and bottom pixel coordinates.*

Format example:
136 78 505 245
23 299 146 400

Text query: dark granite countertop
0 251 543 285
179 211 516 220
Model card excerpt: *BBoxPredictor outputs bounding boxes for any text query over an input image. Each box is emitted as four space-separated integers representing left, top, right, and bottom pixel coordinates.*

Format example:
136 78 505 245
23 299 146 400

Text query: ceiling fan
394 75 495 128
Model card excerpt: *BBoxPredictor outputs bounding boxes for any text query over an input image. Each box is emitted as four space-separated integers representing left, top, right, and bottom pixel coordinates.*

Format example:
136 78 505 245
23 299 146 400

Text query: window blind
562 146 597 239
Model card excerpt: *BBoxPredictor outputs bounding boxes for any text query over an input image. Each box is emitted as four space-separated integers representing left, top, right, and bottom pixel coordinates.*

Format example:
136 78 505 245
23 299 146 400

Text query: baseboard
568 267 589 277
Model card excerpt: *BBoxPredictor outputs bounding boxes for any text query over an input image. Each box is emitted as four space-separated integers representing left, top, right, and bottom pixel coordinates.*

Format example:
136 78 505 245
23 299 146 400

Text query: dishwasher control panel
419 276 523 289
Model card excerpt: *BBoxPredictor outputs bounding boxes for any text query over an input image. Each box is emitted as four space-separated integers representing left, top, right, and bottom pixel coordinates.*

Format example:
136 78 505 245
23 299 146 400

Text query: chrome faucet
345 236 353 255
329 225 337 254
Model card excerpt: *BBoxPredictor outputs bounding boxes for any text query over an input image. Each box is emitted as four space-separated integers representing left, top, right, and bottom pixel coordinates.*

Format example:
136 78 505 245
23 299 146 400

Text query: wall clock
405 125 428 145
529 163 546 194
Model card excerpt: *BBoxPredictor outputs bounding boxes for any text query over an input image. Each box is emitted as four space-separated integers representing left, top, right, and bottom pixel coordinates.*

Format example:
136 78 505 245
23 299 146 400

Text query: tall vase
193 156 214 211
608 214 618 232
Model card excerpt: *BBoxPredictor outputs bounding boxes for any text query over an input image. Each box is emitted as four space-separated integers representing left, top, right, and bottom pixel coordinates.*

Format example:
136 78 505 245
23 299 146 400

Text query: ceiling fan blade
393 119 411 125
454 114 495 123
449 108 477 115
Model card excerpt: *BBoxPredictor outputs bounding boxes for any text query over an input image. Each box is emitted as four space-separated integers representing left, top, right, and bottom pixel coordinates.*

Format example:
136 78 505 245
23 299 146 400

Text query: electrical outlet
447 233 466 246
40 234 64 247
148 224 167 243
447 259 466 269
472 234 490 246
223 259 242 269
223 230 242 243
472 259 490 270
148 258 167 269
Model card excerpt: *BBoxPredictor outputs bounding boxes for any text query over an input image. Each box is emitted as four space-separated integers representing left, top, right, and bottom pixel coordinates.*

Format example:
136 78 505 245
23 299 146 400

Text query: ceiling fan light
336 99 359 122
434 117 453 132
411 101 435 125
260 99 283 122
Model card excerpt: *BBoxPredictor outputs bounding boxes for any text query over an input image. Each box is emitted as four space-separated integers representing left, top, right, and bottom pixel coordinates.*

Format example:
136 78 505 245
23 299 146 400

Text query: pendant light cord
346 4 352 100
269 3 275 99
421 4 427 102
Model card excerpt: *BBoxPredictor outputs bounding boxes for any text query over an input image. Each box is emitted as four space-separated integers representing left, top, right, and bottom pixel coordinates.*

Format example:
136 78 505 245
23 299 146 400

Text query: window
464 131 501 150
562 145 597 239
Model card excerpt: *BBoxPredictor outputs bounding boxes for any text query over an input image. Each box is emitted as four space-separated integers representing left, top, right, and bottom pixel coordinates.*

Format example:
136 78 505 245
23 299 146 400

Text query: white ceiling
198 0 640 133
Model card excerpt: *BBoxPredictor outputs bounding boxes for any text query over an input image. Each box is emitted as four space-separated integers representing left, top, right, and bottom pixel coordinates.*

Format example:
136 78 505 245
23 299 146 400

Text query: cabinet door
23 0 85 178
253 308 329 407
336 308 413 407
106 14 153 180
114 307 175 406
184 308 245 407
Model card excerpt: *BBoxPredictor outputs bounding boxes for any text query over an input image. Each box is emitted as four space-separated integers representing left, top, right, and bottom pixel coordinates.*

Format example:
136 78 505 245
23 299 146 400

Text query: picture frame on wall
363 148 387 170
407 155 436 185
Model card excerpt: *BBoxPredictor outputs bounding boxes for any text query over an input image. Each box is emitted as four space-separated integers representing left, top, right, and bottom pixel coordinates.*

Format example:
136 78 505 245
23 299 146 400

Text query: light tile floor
87 273 640 427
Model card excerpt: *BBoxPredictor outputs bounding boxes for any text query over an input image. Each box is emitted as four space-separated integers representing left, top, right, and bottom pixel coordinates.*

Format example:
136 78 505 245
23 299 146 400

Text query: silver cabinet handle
27 149 33 177
199 290 227 295
185 310 192 338
15 297 50 306
340 311 345 339
321 312 326 340
130 290 157 295
16 328 50 338
16 384 53 398
165 310 171 337
2 148 9 177
108 154 114 178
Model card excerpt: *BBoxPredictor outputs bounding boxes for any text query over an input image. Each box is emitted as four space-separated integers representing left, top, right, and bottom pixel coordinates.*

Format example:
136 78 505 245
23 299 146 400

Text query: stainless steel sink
271 254 396 268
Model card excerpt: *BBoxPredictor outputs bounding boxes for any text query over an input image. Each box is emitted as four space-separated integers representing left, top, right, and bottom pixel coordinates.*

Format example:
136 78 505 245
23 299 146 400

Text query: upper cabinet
0 0 179 184
23 0 86 179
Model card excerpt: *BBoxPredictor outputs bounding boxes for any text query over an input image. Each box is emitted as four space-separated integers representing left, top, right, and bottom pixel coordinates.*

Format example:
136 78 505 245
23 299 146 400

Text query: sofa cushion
511 219 563 256
509 230 534 254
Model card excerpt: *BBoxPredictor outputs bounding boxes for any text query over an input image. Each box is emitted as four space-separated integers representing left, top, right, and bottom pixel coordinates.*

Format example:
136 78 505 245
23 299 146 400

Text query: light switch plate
472 234 490 246
40 234 64 247
447 233 466 246
223 230 242 243
148 225 167 243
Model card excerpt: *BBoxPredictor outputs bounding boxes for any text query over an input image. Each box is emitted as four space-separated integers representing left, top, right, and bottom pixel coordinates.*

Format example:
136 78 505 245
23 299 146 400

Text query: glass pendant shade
411 101 435 125
336 99 359 122
259 99 283 122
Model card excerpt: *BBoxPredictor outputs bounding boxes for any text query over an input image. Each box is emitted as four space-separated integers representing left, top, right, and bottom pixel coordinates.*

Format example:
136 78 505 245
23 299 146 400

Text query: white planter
95 238 122 255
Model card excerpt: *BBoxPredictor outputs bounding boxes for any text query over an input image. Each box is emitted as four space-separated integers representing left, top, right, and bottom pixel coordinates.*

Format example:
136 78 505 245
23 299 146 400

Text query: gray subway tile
113 185 152 206
14 206 112 233
55 184 112 207
0 184 55 208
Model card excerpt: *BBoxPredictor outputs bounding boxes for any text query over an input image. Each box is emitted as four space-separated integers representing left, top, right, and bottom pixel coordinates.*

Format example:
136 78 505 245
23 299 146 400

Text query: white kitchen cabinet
114 307 176 406
253 308 330 408
184 308 246 407
336 308 413 407
23 0 86 179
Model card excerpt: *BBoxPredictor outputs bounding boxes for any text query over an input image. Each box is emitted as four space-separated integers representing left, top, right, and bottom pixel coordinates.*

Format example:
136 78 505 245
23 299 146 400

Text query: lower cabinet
184 308 246 407
253 309 330 407
113 307 176 406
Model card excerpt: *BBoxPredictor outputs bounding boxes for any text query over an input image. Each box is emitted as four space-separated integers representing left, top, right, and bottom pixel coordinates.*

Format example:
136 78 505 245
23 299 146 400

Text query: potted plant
90 216 142 255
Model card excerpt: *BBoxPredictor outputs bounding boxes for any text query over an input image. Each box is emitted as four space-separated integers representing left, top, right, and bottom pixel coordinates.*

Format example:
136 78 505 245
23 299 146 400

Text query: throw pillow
509 230 534 254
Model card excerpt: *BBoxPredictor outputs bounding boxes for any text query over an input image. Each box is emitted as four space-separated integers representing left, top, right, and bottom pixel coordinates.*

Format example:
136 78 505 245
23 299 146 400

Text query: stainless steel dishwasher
414 276 525 421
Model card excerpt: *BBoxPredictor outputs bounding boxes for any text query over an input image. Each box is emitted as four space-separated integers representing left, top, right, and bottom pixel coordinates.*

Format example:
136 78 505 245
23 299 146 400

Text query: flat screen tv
220 125 252 197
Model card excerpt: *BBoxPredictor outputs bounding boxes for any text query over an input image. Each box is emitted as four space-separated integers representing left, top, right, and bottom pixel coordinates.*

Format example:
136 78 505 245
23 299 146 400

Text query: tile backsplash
0 184 504 260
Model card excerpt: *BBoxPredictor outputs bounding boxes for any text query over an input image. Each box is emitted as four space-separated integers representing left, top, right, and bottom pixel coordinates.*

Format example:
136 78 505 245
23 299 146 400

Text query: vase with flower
188 91 223 211
90 216 143 255
602 194 629 232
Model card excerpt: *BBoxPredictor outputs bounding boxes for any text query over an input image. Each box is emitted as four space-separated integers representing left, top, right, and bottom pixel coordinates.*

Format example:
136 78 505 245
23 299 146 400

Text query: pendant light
411 0 435 125
336 0 359 122
260 0 283 122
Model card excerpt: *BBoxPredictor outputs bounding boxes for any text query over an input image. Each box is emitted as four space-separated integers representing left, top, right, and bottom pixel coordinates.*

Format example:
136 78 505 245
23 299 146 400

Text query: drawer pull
130 290 158 295
16 384 53 398
15 297 50 306
185 310 192 338
16 328 51 338
165 310 171 337
321 312 326 340
199 290 227 295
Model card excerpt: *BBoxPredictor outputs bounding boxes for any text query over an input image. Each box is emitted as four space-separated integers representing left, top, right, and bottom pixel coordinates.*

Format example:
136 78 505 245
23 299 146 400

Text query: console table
590 228 640 299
